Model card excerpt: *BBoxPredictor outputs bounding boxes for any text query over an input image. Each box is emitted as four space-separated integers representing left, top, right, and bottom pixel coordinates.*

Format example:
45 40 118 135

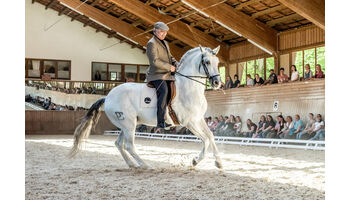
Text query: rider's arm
147 42 172 71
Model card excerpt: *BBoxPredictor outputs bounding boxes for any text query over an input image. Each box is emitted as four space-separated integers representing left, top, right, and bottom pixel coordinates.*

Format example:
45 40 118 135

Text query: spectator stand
104 130 324 151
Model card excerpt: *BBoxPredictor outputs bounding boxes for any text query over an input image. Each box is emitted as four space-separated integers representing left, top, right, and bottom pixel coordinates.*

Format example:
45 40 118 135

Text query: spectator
259 115 275 138
267 115 285 138
232 74 241 88
264 69 278 85
221 115 235 136
287 114 304 139
210 117 219 132
232 116 242 136
216 116 228 135
246 74 254 87
290 65 299 81
304 64 313 80
215 115 226 133
280 116 294 139
315 64 324 78
224 76 234 89
297 113 315 139
207 116 213 128
277 67 288 83
310 114 325 140
254 74 264 86
95 70 102 80
243 119 257 138
253 115 266 138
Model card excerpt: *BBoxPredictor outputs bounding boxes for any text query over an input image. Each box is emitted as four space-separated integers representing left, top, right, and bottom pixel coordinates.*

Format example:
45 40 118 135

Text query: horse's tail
68 98 105 158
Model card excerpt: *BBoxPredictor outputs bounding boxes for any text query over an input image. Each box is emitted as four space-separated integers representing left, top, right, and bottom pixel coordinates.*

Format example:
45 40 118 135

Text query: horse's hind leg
115 131 137 168
187 121 210 167
123 129 150 169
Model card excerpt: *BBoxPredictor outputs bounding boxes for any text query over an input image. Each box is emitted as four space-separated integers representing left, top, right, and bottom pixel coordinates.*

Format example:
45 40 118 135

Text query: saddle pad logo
144 97 151 104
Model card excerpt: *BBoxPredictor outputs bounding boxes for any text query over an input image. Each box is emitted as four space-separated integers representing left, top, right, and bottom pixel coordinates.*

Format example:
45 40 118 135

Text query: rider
146 22 178 130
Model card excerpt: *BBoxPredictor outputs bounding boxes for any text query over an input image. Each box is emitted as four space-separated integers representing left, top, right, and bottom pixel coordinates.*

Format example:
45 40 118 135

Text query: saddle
147 82 180 126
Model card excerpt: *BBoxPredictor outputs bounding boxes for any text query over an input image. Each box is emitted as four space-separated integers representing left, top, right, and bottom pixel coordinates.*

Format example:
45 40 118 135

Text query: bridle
175 53 221 86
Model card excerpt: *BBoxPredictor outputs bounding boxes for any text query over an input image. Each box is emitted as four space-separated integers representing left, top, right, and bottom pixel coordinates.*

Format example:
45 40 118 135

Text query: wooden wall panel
25 111 115 135
229 41 269 63
279 25 325 52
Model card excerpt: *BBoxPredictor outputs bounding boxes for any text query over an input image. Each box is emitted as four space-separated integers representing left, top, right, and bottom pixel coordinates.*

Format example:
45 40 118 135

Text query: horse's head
198 45 222 90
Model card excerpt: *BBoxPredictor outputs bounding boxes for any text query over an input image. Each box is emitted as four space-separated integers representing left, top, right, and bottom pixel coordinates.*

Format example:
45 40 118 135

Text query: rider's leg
150 80 169 128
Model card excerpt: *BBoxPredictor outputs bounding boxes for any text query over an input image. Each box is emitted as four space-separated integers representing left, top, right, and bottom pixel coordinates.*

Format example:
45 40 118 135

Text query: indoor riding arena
25 0 325 199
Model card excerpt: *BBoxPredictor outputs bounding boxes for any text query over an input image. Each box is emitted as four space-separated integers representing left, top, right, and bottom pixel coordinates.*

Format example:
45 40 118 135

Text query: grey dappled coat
145 36 178 82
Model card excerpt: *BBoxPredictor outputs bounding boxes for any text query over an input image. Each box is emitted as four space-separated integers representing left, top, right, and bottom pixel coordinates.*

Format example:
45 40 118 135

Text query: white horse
69 45 223 169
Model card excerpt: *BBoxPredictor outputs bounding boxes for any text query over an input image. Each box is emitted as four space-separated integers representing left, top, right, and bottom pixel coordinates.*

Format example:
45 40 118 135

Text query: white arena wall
25 0 149 81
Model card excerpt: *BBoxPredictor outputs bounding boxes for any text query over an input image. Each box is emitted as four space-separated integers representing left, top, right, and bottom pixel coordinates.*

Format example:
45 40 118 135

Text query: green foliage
219 66 226 84
266 57 274 78
304 48 315 71
294 51 303 77
317 47 325 72
241 62 247 84
256 59 264 79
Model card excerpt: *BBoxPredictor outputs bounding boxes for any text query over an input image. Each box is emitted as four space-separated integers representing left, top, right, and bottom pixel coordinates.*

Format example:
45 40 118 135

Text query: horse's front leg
200 119 223 169
187 122 210 167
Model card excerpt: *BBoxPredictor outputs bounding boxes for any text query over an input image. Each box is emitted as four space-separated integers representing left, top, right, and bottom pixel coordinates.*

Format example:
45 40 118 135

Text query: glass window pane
292 51 303 77
125 65 137 82
139 66 148 82
256 59 264 79
266 57 274 78
92 63 107 81
44 60 56 78
109 64 122 81
28 60 41 78
317 46 325 73
304 48 316 74
239 62 247 84
246 60 255 83
219 66 225 84
57 61 70 79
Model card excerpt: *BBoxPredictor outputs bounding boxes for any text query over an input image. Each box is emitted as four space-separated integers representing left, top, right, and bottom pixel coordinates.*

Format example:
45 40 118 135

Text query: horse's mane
178 46 213 71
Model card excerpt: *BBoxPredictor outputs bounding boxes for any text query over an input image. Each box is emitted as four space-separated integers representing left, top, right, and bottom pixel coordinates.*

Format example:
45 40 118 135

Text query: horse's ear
212 45 220 55
199 45 204 53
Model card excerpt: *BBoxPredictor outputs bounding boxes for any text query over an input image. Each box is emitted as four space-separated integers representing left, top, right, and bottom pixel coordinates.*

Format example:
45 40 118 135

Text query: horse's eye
206 61 210 65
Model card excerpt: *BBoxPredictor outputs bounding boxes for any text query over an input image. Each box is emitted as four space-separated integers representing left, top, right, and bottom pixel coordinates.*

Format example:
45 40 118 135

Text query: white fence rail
104 130 325 151
25 102 45 110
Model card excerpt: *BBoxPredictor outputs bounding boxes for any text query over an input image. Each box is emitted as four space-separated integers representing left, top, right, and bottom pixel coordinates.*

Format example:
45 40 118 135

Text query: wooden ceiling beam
90 0 99 7
83 20 92 27
251 5 285 18
145 0 157 6
57 0 185 60
160 1 183 13
58 7 68 16
266 13 301 26
70 14 80 22
183 0 277 54
104 4 116 13
107 0 229 61
277 0 325 30
46 0 56 10
235 0 261 10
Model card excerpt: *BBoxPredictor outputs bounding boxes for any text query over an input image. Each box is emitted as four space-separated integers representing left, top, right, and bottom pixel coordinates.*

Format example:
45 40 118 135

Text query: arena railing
25 102 45 110
104 130 325 151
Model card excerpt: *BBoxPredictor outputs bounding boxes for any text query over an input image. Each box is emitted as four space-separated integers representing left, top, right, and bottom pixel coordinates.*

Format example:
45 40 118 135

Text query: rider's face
155 29 167 40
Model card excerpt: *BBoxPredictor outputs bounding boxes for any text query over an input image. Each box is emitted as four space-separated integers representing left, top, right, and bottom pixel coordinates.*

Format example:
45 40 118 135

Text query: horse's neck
175 52 206 99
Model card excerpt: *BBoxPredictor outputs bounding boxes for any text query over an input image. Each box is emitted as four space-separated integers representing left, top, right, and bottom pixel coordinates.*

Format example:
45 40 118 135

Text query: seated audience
232 116 242 136
220 115 235 136
286 114 304 139
209 117 219 132
315 64 324 78
267 115 285 138
207 116 213 128
246 74 254 87
224 76 234 89
259 115 275 138
280 116 294 139
214 115 226 133
297 113 315 139
304 64 313 80
310 114 325 140
232 74 241 88
278 68 289 83
290 65 299 82
243 119 257 138
254 74 264 86
264 69 278 85
253 115 266 138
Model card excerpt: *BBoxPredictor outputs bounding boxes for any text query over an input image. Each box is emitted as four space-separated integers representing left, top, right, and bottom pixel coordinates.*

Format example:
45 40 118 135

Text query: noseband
175 53 220 86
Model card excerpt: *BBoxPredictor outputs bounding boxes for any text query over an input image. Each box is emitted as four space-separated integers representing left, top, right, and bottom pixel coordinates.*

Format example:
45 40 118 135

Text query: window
109 64 122 81
125 65 137 82
304 48 315 72
292 51 303 77
240 62 247 84
256 58 264 79
25 58 71 80
266 57 274 78
316 47 325 72
139 66 148 82
219 66 225 84
92 63 108 81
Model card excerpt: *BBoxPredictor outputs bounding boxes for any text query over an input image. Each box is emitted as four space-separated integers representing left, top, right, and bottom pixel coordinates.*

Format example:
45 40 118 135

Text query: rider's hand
170 65 176 72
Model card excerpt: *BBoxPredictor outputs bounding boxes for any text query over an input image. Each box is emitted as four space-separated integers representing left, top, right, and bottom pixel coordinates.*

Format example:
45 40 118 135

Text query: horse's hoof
192 158 198 167
215 161 223 169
